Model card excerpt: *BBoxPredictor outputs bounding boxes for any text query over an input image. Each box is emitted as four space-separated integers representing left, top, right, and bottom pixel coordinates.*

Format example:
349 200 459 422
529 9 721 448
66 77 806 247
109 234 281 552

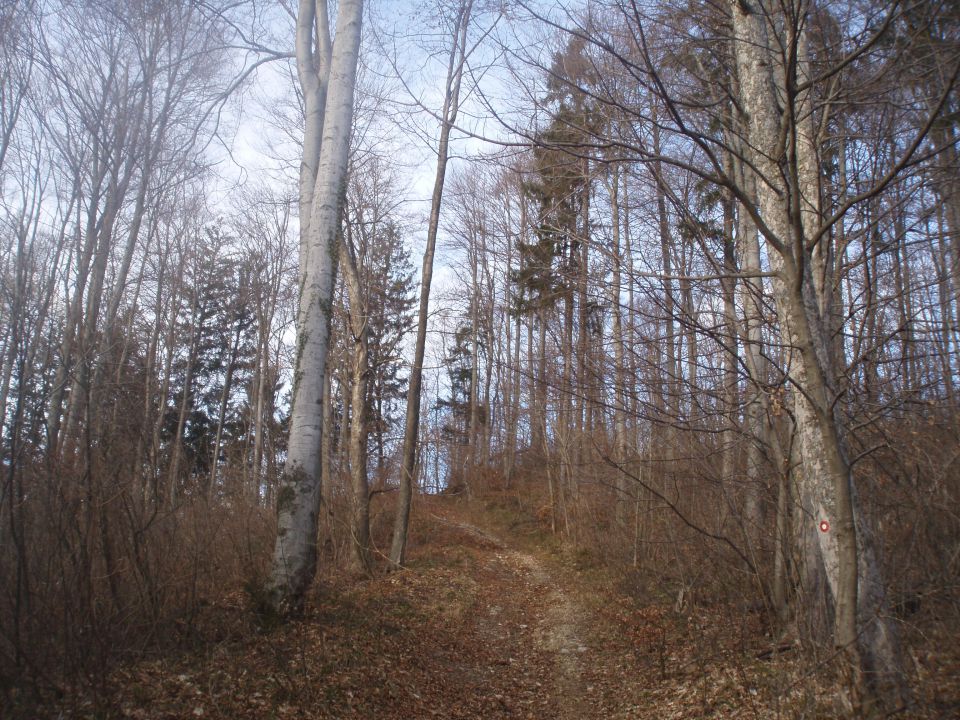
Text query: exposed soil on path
68 501 624 719
425 515 593 719
40 497 960 719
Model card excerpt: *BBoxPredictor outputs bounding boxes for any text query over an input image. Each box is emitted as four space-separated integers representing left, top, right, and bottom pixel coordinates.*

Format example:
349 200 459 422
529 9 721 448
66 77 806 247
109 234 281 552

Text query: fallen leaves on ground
33 499 960 719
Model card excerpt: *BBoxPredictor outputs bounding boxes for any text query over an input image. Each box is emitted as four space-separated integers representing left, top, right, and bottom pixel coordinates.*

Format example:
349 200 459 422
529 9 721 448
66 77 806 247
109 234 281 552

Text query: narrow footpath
422 516 595 719
99 500 810 719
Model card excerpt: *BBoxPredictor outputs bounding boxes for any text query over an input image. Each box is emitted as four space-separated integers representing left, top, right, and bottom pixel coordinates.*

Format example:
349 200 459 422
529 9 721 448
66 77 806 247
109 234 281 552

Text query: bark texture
341 229 372 573
730 0 904 706
268 0 364 614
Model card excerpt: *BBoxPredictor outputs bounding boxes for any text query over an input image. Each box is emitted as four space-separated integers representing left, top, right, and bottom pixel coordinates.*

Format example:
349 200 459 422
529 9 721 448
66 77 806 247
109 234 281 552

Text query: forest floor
39 495 960 719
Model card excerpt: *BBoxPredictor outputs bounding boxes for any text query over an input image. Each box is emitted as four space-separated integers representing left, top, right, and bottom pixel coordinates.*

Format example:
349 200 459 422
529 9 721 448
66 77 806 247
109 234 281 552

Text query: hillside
4 1 960 718
11 494 954 720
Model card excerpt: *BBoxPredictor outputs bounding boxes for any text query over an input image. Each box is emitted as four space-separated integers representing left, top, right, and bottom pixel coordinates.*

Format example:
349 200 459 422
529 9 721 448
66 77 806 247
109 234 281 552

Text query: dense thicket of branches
423 0 959 709
460 0 960 523
0 0 412 697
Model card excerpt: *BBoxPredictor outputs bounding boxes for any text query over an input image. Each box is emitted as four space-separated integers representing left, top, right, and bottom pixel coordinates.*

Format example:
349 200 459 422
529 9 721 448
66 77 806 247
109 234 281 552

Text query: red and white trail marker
819 520 830 533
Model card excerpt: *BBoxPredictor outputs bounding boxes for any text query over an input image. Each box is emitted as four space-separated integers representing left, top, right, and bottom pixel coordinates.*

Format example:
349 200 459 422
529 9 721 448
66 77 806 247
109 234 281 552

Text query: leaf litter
39 499 960 719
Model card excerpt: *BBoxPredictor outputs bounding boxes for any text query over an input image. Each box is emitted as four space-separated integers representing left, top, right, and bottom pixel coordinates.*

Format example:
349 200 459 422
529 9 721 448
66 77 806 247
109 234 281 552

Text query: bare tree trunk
529 310 546 454
559 264 575 536
935 207 959 411
503 191 523 484
341 227 372 573
576 157 591 456
251 319 270 496
320 362 333 504
467 227 481 495
607 165 629 526
135 237 169 497
932 128 960 328
772 462 791 628
209 321 243 498
719 164 739 496
731 124 770 538
678 239 697 401
622 174 639 445
653 121 679 456
481 243 495 467
268 0 363 614
390 0 473 568
167 289 201 508
731 0 904 704
151 270 183 491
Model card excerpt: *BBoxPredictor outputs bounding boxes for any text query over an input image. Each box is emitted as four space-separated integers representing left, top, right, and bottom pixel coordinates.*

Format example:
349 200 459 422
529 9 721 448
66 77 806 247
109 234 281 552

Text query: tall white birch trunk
268 0 363 614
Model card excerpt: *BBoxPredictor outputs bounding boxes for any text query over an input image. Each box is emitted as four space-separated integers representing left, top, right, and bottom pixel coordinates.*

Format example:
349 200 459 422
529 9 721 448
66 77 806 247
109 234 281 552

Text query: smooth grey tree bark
267 0 364 614
731 0 903 706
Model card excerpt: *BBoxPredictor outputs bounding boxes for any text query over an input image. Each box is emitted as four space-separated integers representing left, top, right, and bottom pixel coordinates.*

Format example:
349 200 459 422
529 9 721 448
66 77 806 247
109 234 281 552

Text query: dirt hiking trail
425 515 593 719
81 497 951 720
101 501 675 719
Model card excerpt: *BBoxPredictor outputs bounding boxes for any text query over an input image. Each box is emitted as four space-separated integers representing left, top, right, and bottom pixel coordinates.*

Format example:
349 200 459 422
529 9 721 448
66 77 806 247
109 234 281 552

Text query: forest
1 0 958 717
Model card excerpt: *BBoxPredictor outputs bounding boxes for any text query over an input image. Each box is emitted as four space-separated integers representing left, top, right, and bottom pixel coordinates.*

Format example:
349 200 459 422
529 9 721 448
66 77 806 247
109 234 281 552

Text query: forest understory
7 491 957 720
